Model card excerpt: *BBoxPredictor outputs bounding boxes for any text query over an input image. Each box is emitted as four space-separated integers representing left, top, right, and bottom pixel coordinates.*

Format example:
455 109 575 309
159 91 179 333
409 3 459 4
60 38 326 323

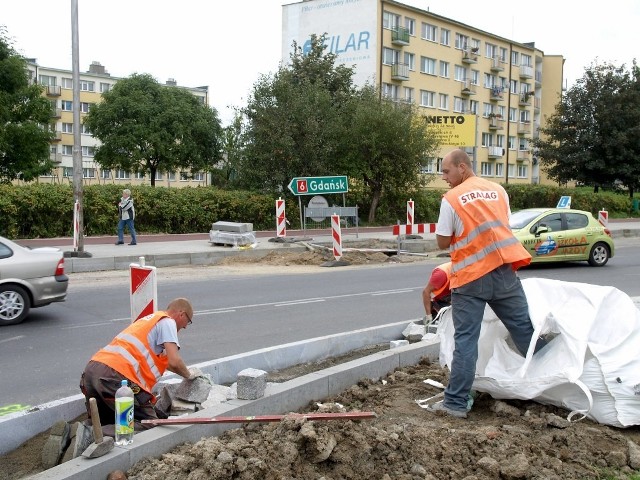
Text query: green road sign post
287 176 349 196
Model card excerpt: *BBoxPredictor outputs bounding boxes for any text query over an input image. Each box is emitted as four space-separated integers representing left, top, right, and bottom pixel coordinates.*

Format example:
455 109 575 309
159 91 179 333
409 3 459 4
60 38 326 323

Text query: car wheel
0 285 31 325
588 242 610 267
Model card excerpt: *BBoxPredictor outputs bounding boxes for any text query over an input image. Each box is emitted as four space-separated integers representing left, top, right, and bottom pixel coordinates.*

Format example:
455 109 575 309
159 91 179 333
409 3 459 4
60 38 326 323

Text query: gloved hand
188 367 204 380
423 314 433 325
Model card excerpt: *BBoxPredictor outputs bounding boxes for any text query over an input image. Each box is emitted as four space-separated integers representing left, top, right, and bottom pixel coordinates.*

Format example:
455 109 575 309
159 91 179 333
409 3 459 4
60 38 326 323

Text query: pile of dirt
128 358 640 480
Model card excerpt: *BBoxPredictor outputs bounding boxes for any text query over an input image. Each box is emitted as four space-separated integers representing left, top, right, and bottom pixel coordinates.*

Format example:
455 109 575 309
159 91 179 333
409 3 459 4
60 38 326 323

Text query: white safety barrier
407 199 414 225
129 257 157 322
393 223 437 236
276 197 286 238
331 214 342 261
598 209 608 228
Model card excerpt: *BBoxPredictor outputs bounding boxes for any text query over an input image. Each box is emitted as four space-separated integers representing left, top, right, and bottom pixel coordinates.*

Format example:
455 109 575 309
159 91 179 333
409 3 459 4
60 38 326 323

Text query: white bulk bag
437 278 640 427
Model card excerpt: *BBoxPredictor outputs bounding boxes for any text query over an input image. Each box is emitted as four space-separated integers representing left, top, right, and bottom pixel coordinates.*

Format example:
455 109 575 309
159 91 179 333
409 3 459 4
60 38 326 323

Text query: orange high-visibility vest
443 177 531 288
91 311 171 394
432 262 452 300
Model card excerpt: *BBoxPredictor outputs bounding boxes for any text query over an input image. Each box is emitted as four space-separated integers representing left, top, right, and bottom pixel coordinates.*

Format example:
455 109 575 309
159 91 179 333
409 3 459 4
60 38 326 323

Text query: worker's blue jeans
117 218 137 244
443 264 546 412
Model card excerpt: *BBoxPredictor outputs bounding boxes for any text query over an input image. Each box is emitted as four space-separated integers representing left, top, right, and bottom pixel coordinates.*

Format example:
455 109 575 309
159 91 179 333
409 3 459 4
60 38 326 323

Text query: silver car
0 236 69 325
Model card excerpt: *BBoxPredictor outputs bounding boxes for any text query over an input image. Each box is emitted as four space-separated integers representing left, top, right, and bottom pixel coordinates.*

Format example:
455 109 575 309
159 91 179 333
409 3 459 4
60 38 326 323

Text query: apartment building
282 0 565 188
25 60 210 187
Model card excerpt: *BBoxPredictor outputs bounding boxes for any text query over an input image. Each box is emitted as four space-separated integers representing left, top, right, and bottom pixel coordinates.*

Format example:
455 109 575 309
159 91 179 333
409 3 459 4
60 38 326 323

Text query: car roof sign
556 196 571 209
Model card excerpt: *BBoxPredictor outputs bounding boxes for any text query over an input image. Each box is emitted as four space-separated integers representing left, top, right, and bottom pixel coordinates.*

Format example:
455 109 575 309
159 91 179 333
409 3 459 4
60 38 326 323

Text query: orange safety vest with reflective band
91 311 171 395
443 177 531 288
432 262 452 300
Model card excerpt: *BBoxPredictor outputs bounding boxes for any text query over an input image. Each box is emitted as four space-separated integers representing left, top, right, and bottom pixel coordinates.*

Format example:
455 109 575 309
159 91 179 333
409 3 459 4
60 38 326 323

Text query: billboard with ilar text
425 114 476 147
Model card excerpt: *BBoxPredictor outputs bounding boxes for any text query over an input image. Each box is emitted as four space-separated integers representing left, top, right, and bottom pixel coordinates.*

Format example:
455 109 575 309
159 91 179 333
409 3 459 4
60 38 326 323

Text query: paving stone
174 376 212 404
41 420 70 468
390 340 409 349
237 368 267 400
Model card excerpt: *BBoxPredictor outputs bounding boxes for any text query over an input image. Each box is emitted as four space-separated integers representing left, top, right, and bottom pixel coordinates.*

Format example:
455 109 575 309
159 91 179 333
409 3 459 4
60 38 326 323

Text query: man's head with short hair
441 149 475 188
166 298 193 330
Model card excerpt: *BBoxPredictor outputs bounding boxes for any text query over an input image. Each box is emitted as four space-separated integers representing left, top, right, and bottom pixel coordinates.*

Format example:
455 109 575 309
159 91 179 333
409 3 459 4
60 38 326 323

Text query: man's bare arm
163 342 191 379
436 234 452 250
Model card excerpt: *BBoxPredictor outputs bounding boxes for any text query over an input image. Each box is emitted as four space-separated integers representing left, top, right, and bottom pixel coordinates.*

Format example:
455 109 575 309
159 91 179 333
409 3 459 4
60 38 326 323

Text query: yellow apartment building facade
25 60 210 187
282 0 565 188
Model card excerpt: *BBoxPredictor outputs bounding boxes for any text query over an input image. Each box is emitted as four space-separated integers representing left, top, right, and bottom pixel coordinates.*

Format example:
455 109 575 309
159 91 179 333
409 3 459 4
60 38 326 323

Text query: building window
404 52 415 70
508 136 516 149
507 164 515 178
382 83 399 100
517 164 528 178
471 70 479 85
39 75 57 86
521 54 532 67
382 11 400 29
167 172 176 181
497 134 505 147
471 38 481 50
135 172 145 180
61 100 73 111
455 33 469 49
453 97 466 113
421 22 437 42
481 133 494 147
484 73 497 88
63 167 73 177
193 172 205 181
81 124 91 135
80 102 91 113
519 110 530 123
100 82 111 93
440 28 450 46
83 168 95 178
481 162 493 176
438 93 449 110
420 57 436 75
420 90 435 107
495 163 504 177
520 83 531 96
454 65 466 82
62 123 73 133
62 145 73 155
404 87 414 104
81 146 96 157
485 43 497 59
483 103 492 117
509 108 517 122
62 78 73 89
519 138 529 151
439 61 449 78
80 81 95 92
511 51 519 65
469 100 479 114
404 17 415 35
101 169 112 179
382 47 398 65
510 80 518 94
115 169 130 180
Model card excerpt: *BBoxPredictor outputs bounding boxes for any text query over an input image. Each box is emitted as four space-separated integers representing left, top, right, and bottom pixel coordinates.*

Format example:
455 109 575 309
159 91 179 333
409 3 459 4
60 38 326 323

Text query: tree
0 27 55 183
239 34 355 192
212 111 245 187
84 74 222 186
534 62 640 196
341 86 439 222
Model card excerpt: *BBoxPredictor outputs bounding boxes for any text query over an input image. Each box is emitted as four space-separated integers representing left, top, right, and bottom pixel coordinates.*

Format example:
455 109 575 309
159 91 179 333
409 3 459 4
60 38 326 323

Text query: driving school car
509 208 614 266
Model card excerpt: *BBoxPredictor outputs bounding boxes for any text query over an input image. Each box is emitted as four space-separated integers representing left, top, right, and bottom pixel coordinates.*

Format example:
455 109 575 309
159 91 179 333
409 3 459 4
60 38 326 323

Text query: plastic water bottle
115 379 134 446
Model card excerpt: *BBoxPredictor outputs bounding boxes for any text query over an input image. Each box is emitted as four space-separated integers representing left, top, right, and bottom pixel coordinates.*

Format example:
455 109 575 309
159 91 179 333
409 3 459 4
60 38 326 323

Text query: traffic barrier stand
321 214 350 267
392 223 437 236
276 197 286 238
407 199 414 225
598 209 608 228
130 256 157 322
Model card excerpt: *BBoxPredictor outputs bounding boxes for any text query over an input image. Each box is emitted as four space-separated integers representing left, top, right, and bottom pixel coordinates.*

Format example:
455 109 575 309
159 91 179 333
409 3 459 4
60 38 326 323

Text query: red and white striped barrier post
407 199 414 225
598 209 608 228
276 197 286 238
331 214 342 261
130 257 158 322
392 223 437 236
73 200 80 251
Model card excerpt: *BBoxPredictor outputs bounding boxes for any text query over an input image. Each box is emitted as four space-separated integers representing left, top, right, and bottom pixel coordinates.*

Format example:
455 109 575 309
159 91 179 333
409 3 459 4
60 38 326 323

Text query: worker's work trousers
80 360 160 431
444 264 547 412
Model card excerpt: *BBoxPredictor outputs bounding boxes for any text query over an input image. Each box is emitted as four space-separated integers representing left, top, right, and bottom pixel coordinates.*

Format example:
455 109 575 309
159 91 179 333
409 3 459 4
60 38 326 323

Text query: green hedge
0 183 636 239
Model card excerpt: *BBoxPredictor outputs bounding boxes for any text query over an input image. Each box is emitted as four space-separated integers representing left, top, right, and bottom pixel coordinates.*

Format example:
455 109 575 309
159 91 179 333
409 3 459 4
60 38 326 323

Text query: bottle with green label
115 379 134 445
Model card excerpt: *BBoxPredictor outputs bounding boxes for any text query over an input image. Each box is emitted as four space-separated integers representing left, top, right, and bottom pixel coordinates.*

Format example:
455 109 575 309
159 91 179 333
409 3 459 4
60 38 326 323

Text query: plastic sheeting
437 278 640 427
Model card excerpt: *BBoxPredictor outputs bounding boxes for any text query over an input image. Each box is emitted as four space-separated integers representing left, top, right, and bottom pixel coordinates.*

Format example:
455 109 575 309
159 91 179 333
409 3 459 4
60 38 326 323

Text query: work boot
425 400 468 418
72 421 94 458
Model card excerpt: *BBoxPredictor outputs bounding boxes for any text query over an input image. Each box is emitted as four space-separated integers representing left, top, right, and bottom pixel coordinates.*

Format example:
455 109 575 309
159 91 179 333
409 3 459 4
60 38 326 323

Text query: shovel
82 398 114 458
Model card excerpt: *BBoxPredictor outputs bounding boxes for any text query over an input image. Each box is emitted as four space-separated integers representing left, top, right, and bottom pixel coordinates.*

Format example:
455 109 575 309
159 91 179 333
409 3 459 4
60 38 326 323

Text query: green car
509 208 614 266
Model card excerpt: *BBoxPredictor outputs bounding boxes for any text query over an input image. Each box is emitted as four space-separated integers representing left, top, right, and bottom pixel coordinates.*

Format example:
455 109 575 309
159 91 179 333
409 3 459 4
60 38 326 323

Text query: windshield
509 210 544 229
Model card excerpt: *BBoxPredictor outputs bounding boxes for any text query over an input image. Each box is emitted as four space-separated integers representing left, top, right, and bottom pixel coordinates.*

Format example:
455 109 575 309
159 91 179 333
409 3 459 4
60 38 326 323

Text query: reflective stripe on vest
450 235 522 274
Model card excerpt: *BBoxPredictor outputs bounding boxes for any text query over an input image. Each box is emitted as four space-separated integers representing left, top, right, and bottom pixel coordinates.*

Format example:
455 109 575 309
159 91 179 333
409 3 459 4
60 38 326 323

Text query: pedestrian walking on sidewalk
429 149 546 419
116 188 137 245
79 298 201 431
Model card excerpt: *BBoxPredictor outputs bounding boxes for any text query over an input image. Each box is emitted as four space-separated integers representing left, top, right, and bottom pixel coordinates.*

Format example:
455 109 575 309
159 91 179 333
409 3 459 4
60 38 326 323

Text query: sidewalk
15 220 640 274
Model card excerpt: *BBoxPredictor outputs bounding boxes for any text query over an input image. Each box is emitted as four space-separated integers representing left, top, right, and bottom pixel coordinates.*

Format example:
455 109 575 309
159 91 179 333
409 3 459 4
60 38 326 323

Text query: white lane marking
371 290 413 296
0 335 25 344
275 299 326 307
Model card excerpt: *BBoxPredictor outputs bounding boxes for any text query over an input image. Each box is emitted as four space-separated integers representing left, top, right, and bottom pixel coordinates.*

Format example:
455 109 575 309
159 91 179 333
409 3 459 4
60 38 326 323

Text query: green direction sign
287 175 349 196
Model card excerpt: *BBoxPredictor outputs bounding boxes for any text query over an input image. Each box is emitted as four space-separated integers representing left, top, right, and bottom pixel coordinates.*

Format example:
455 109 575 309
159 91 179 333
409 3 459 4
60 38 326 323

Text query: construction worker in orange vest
422 261 452 324
427 149 546 419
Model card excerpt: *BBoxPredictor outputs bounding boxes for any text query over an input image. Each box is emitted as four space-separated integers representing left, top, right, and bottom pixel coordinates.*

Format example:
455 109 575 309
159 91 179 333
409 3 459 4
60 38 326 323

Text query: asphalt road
1 238 639 411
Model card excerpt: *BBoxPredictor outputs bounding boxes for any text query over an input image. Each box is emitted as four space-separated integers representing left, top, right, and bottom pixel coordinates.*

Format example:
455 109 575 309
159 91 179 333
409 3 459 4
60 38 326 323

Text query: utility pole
68 0 90 257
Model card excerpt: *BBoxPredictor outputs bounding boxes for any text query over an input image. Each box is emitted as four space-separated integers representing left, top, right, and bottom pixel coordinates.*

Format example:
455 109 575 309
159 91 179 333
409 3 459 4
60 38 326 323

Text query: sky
2 0 638 126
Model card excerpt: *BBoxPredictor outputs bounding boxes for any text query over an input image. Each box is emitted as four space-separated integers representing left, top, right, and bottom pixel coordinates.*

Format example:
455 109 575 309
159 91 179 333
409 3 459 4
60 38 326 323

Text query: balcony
49 152 62 164
391 62 409 81
488 115 504 130
52 108 62 118
490 56 505 72
520 65 534 79
391 26 410 46
487 146 503 158
46 85 61 96
534 97 541 111
52 130 62 141
462 46 479 64
517 151 530 162
461 79 476 95
490 86 504 101
517 121 531 135
535 70 543 86
519 93 532 106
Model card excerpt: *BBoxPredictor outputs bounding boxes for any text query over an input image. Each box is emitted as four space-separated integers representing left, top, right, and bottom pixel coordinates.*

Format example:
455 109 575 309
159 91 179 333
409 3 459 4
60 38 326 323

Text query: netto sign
425 114 476 147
